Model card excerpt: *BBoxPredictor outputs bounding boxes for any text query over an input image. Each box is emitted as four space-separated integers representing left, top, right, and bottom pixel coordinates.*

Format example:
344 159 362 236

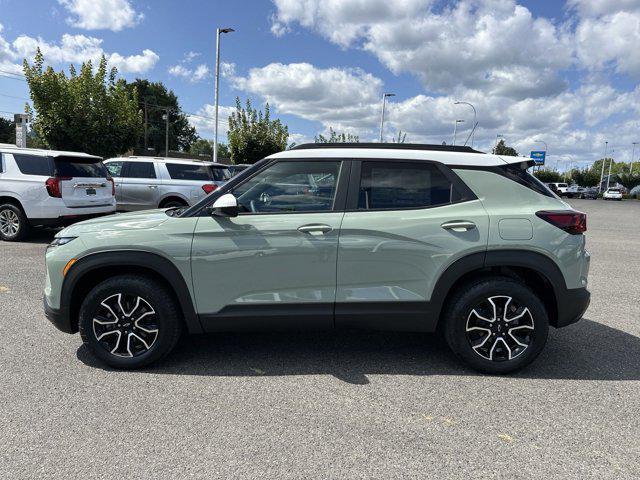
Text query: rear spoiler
498 157 536 169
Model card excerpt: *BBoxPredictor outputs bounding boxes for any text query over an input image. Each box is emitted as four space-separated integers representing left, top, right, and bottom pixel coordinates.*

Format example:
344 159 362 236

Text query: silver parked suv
103 156 231 211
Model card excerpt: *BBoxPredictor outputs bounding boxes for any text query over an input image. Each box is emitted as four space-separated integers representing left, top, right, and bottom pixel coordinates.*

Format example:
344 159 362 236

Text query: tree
227 98 288 164
392 130 407 143
23 49 141 158
125 79 197 154
492 139 518 156
0 117 15 144
314 127 359 143
188 138 230 160
617 172 640 191
533 169 561 183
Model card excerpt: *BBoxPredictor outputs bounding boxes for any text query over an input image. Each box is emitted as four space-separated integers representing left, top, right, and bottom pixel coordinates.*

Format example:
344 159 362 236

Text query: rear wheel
79 275 182 369
0 203 29 241
159 198 188 208
442 277 549 374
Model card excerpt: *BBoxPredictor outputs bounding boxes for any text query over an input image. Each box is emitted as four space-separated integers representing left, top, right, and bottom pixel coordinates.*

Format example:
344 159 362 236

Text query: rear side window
358 161 460 210
125 161 156 179
210 166 231 181
13 154 53 176
166 163 211 181
54 156 108 178
498 164 555 197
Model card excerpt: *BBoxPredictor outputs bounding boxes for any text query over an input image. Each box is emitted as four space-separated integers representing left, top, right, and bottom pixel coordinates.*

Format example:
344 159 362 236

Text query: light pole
631 142 638 175
379 93 395 142
162 110 169 156
452 120 464 146
454 101 476 147
606 149 614 190
214 27 234 163
599 141 608 192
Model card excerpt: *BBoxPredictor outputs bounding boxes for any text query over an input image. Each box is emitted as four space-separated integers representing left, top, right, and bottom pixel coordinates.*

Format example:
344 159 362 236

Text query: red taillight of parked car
202 184 217 194
536 210 587 234
45 176 72 198
107 177 115 196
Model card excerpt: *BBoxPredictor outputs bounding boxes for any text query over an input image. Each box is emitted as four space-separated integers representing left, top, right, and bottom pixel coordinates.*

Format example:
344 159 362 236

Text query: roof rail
289 142 485 154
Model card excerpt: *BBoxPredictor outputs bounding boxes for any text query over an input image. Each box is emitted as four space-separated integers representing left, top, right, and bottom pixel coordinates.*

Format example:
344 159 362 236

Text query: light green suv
44 143 590 374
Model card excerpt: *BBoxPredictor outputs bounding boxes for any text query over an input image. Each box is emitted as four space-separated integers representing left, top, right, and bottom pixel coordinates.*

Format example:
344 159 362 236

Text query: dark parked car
580 188 598 199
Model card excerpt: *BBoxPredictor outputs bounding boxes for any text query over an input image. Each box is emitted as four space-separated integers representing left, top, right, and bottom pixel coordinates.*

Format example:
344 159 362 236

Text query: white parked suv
0 144 115 241
103 156 231 211
602 187 623 200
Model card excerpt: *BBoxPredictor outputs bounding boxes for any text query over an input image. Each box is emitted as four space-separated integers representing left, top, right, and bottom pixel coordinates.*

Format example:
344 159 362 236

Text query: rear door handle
298 224 333 234
148 185 158 189
441 221 476 232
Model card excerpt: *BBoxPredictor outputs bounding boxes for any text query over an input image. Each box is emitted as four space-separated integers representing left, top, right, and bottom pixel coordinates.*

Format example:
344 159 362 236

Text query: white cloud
220 61 236 79
58 0 143 31
168 62 210 83
0 23 22 74
12 33 158 74
188 104 235 138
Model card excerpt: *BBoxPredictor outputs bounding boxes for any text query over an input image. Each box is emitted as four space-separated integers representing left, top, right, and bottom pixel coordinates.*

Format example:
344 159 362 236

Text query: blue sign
530 150 546 165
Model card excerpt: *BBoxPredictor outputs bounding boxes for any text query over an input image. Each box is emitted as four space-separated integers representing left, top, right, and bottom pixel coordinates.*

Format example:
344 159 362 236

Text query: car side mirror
209 193 239 218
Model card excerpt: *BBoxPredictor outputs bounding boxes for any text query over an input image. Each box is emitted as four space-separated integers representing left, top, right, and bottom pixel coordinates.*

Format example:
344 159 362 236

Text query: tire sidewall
445 279 549 374
79 276 180 369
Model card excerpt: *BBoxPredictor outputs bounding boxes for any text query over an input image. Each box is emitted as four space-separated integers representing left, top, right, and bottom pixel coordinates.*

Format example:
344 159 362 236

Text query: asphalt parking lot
1 199 639 479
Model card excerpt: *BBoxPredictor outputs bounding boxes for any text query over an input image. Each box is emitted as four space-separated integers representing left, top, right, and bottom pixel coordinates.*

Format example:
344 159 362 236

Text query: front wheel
79 275 182 369
442 277 549 374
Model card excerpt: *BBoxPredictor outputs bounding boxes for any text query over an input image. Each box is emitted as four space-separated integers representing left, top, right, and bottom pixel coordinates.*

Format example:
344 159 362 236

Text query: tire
79 275 182 369
0 203 29 241
442 277 549 374
160 199 187 209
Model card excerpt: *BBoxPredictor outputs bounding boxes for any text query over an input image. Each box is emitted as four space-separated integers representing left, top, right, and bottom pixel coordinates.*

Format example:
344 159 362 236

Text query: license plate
86 188 96 195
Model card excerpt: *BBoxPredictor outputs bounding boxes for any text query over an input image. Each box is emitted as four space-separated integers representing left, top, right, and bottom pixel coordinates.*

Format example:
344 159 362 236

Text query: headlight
49 237 77 247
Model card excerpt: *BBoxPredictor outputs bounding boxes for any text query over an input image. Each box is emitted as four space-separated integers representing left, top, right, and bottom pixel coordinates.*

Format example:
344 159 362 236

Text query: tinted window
13 154 53 176
233 161 340 213
210 166 231 181
498 164 555 198
54 156 107 178
125 161 156 179
106 161 124 177
358 162 457 210
166 163 211 181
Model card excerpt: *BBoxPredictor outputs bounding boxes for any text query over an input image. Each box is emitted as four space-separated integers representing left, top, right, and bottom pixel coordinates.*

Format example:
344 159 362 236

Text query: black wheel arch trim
61 250 202 334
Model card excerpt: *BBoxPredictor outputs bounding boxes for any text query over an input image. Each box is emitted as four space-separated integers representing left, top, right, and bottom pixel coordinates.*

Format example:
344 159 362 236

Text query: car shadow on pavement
76 318 640 384
22 228 59 244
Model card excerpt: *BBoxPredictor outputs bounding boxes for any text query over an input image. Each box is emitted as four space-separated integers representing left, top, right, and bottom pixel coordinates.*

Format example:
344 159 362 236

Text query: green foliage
188 139 230 160
392 130 407 143
125 79 198 154
0 117 15 143
533 169 561 183
23 49 141 158
492 139 518 156
567 168 601 187
617 172 640 191
315 127 359 143
227 98 288 164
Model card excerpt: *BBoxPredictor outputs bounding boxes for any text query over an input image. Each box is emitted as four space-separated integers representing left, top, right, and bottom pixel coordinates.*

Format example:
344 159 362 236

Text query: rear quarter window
13 154 53 176
210 166 231 181
166 163 212 181
497 164 556 198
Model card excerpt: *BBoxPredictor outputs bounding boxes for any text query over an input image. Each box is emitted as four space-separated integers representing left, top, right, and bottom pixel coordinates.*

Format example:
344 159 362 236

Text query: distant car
228 164 251 176
0 144 115 241
103 157 231 211
602 188 623 201
630 185 640 198
579 188 598 200
565 185 585 198
547 182 569 196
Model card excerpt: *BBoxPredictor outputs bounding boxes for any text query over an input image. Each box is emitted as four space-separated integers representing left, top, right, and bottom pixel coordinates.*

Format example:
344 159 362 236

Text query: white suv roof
269 143 527 167
0 144 101 160
106 156 229 168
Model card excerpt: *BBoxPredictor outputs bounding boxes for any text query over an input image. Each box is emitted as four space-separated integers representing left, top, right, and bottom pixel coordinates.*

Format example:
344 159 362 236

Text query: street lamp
454 101 476 147
379 93 395 142
606 149 614 190
598 141 608 193
162 110 169 156
213 27 234 163
452 120 465 146
631 142 638 175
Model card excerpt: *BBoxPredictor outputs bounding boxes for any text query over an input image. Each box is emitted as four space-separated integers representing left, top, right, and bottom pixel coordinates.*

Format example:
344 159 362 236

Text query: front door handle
148 185 158 189
298 224 333 234
441 220 476 232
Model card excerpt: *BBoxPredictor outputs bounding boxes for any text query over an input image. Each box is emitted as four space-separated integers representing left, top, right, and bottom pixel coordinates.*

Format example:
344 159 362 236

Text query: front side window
358 161 457 210
232 161 340 213
105 161 124 177
13 154 53 176
125 161 156 179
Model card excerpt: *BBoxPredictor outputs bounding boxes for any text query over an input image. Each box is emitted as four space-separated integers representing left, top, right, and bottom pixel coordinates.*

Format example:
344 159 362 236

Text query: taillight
107 177 115 196
536 210 587 234
45 176 72 198
202 184 217 194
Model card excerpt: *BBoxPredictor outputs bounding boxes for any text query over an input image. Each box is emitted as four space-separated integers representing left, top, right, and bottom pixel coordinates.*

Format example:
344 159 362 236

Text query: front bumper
555 287 590 328
43 296 75 334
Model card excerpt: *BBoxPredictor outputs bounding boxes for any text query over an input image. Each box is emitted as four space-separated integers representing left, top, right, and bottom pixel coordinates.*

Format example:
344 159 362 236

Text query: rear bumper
43 296 75 334
30 211 114 227
556 287 590 328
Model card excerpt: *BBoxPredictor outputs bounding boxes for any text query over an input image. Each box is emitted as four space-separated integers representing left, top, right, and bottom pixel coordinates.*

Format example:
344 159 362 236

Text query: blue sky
1 0 639 170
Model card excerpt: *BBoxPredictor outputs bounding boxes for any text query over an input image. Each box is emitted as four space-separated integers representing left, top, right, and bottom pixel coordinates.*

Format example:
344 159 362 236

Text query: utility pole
214 27 235 163
143 100 148 151
163 109 169 157
452 120 464 146
379 93 395 142
599 141 608 193
631 142 638 175
606 149 614 190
